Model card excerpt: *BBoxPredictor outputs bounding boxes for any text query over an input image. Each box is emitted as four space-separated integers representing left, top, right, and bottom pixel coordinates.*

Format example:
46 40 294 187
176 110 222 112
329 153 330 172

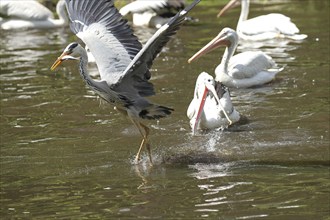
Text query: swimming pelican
51 0 200 163
119 0 185 28
188 28 283 88
0 0 68 30
217 0 307 41
187 72 239 134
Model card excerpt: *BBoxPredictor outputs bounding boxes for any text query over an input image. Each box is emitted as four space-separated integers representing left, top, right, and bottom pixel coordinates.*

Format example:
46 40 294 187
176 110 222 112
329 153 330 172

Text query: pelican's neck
55 0 69 25
238 0 249 24
216 41 236 82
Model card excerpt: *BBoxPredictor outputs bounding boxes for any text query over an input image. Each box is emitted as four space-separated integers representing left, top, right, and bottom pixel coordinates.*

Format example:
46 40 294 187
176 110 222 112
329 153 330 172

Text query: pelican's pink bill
188 34 229 63
217 0 239 18
193 86 209 134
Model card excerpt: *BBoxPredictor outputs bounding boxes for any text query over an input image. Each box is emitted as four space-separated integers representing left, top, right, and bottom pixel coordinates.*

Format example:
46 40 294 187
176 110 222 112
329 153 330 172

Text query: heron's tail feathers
139 105 174 120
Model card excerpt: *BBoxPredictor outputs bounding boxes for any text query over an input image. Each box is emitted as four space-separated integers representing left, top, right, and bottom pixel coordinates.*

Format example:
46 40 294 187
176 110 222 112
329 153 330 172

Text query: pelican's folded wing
0 0 53 20
119 0 185 16
65 0 142 85
119 0 167 16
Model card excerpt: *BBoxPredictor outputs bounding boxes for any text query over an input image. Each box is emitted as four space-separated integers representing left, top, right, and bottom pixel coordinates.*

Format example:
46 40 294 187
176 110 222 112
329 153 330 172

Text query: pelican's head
50 42 83 70
191 72 222 134
188 27 238 63
194 72 216 99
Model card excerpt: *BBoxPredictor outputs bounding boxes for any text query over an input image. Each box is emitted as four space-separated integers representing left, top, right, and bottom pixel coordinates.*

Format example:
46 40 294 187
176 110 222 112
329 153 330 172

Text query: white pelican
0 0 68 30
119 0 186 28
187 72 240 134
51 0 200 163
217 0 307 41
188 28 283 88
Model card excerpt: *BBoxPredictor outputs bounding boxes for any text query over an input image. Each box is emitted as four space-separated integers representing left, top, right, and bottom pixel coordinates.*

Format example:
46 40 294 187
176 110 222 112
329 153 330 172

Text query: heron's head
50 42 83 70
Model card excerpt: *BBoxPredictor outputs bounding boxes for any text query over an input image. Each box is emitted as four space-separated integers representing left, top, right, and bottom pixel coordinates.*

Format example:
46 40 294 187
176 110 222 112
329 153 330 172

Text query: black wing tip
139 105 174 120
183 0 201 14
167 0 200 26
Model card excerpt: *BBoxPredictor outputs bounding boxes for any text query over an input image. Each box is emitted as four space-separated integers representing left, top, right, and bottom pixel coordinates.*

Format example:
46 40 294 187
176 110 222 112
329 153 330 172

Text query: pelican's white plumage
0 0 68 30
119 0 185 28
189 28 283 88
218 0 307 41
187 72 240 134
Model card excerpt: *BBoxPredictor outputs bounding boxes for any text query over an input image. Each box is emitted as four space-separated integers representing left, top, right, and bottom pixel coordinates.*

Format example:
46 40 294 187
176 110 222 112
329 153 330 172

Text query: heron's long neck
78 50 97 88
238 0 249 24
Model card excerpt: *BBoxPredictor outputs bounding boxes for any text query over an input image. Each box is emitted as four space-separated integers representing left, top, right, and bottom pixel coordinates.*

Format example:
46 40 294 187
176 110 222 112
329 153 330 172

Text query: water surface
1 0 329 219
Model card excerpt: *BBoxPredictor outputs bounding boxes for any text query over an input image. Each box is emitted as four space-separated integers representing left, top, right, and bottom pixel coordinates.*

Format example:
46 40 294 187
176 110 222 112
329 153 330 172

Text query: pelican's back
228 51 276 79
0 0 53 20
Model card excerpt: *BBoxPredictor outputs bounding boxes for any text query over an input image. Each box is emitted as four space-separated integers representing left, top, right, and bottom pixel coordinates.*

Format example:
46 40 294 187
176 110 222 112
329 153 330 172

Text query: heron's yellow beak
50 53 67 71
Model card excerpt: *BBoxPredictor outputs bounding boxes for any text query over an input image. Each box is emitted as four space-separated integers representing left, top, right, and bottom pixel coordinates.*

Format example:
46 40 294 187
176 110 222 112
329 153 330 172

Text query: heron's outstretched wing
64 0 142 85
113 0 200 97
0 0 53 20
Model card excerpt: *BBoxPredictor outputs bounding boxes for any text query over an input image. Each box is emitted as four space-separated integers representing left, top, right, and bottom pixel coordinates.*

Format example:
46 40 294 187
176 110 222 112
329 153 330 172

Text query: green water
1 0 329 219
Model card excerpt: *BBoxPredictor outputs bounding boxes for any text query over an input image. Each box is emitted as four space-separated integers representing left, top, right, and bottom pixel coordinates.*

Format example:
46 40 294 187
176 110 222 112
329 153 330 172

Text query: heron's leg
130 119 151 163
139 123 152 164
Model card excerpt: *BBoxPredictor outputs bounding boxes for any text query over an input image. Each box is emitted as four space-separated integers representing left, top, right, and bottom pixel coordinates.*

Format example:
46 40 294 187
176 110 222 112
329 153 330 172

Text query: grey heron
51 0 200 163
188 28 283 88
187 72 239 134
217 0 307 41
119 0 186 28
0 0 68 30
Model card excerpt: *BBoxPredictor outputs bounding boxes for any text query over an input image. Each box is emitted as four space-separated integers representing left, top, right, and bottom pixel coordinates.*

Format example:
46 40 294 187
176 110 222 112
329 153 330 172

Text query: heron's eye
68 42 78 51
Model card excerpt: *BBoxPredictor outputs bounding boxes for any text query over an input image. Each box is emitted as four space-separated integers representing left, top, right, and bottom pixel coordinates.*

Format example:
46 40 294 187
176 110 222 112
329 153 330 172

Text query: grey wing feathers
115 0 200 97
65 0 141 60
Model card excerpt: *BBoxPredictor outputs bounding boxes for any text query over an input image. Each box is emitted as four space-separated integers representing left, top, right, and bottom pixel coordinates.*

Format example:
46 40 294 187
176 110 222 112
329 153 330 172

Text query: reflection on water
1 1 329 219
189 162 329 219
237 39 298 63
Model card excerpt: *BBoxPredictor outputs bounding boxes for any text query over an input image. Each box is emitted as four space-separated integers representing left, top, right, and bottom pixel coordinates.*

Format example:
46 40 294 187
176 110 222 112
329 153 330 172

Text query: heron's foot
133 153 153 167
134 154 141 164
